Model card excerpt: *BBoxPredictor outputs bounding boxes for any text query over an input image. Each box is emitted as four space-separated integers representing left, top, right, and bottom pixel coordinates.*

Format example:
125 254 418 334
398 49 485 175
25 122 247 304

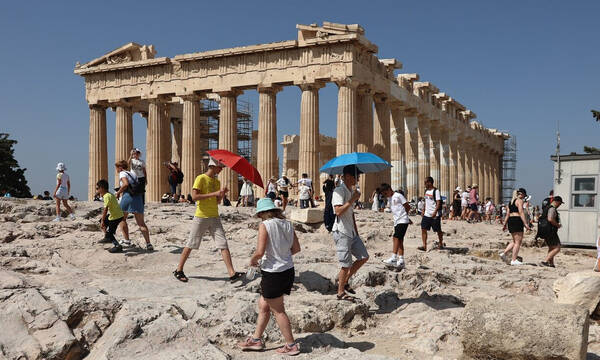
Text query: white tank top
261 218 294 273
57 172 69 190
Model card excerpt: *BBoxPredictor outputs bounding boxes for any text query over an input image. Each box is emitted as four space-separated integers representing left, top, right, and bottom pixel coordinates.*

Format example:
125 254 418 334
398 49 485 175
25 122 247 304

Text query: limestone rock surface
554 271 600 317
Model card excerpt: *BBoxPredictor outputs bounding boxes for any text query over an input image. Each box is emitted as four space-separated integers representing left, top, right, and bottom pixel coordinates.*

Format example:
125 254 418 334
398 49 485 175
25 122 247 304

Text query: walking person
452 187 462 220
322 174 336 232
331 165 369 302
419 177 444 251
371 188 380 212
538 196 563 267
95 179 125 253
381 184 411 270
277 175 292 211
468 184 480 222
266 177 278 200
114 160 153 251
173 158 243 283
499 188 531 265
238 198 301 355
166 162 183 196
52 162 75 222
129 148 147 202
461 186 470 220
298 173 316 208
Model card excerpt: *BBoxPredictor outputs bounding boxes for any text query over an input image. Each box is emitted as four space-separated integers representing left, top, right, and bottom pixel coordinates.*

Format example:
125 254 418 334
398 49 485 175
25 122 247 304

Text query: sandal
173 270 188 282
336 293 356 302
417 246 427 252
344 284 356 295
229 272 244 283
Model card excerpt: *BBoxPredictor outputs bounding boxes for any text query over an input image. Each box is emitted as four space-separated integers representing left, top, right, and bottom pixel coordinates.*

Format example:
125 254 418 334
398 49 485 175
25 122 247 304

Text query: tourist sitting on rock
331 165 369 302
381 184 411 270
96 179 125 253
239 198 301 355
173 157 242 283
42 191 53 201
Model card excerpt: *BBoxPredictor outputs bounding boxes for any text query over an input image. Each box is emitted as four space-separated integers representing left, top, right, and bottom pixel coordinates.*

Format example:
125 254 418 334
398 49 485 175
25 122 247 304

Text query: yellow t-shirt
193 174 220 218
103 193 124 220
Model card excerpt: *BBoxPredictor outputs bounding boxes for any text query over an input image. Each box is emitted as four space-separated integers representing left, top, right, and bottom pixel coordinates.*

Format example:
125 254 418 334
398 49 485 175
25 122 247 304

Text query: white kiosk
551 154 599 246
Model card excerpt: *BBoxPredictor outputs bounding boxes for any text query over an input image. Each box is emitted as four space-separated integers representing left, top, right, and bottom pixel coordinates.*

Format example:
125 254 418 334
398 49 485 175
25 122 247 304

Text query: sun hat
256 198 277 214
134 148 142 153
208 157 224 168
56 163 66 171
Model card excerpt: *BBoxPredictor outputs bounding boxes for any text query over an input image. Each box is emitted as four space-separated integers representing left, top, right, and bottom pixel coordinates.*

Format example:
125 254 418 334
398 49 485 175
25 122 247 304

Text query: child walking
53 162 75 221
95 179 125 253
239 198 301 356
380 184 412 270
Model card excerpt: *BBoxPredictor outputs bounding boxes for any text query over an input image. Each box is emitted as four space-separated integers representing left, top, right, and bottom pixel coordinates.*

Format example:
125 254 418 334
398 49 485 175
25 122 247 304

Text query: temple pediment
297 21 378 53
76 42 156 69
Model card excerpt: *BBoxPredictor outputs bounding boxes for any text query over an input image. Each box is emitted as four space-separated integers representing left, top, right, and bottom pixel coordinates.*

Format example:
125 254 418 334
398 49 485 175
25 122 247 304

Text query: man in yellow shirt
95 179 125 253
174 158 243 283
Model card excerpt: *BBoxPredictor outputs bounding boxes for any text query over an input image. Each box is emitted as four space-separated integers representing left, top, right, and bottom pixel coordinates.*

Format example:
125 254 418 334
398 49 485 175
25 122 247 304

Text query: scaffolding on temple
501 135 517 204
200 98 254 164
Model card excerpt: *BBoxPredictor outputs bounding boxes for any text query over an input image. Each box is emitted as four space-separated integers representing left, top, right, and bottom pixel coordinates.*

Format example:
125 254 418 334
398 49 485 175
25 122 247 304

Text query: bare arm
53 181 60 197
291 231 301 255
517 199 530 230
548 208 561 228
434 200 442 218
100 206 108 229
334 190 360 216
115 177 128 199
250 223 268 266
191 187 224 202
67 180 71 194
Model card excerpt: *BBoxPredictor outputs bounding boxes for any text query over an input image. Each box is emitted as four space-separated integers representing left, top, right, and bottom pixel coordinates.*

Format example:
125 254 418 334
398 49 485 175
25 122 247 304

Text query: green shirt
103 193 124 220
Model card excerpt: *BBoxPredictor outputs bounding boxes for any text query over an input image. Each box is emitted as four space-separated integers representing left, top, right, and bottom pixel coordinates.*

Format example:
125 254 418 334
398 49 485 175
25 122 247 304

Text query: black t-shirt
323 179 335 193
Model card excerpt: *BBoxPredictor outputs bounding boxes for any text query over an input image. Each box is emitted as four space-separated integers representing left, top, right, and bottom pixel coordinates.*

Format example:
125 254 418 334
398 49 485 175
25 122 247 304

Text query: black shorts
507 217 524 233
544 231 561 247
469 203 478 211
421 216 442 232
393 223 409 240
267 192 276 200
452 200 462 213
260 267 294 299
279 190 289 198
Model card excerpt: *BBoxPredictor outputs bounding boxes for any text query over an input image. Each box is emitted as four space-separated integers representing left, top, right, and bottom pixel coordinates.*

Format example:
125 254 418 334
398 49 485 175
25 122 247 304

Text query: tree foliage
0 133 32 198
592 110 600 122
584 146 600 154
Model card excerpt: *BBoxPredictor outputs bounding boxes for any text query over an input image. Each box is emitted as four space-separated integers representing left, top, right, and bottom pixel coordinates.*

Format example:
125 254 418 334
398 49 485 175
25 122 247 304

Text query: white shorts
55 188 69 200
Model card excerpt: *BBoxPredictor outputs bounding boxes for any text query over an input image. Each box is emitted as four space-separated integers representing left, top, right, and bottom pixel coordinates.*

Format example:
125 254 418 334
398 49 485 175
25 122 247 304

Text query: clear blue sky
1 0 599 204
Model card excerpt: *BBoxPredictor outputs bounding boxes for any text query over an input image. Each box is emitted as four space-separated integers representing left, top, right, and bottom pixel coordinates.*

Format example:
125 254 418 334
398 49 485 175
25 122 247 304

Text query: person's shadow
296 333 374 353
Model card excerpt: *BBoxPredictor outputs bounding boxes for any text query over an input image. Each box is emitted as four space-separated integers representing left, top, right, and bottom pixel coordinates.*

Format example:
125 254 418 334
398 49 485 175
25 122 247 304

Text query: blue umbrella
319 152 392 175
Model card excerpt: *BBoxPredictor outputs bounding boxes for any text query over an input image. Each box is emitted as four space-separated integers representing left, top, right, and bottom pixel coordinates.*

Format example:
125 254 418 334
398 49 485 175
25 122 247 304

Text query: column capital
179 94 204 102
373 92 389 104
88 103 107 111
216 89 243 98
147 95 172 104
257 84 283 94
296 81 325 92
334 78 359 89
404 108 419 117
356 84 372 95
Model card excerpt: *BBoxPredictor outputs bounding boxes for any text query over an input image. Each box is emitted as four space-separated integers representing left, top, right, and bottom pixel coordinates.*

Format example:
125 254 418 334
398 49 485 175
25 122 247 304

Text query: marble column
404 112 419 201
298 83 321 197
336 80 358 156
429 122 441 192
457 141 465 189
464 142 473 189
88 105 108 200
494 152 501 202
449 129 458 195
218 91 241 200
472 145 480 192
146 99 171 202
439 125 450 198
390 106 406 192
258 86 281 195
373 94 391 187
417 116 431 196
356 86 373 201
181 96 203 197
114 104 133 186
171 118 182 164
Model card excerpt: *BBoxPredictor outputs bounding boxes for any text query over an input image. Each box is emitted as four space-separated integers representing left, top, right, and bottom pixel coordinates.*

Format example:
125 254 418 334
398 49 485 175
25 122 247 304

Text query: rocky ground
1 198 599 359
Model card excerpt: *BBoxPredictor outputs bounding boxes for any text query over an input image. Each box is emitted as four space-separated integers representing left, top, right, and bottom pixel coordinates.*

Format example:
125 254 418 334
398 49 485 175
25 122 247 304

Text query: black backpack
536 202 555 239
124 172 144 196
176 170 184 184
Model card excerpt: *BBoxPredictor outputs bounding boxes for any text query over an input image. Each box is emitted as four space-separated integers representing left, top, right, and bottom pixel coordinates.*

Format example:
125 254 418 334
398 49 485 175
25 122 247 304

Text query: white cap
56 162 66 171
134 148 142 153
208 157 224 168
455 186 462 191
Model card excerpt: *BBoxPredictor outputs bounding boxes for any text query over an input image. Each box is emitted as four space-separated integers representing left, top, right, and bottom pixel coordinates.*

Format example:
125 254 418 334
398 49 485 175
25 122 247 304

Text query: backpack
124 172 144 196
536 203 556 239
176 170 184 184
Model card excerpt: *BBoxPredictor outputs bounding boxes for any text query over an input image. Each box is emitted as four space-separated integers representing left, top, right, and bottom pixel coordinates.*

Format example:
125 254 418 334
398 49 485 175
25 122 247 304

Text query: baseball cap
342 164 363 176
553 195 563 203
517 187 527 196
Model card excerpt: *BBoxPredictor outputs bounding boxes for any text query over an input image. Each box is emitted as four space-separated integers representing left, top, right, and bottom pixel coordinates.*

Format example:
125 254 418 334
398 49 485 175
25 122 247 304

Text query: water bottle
246 266 258 280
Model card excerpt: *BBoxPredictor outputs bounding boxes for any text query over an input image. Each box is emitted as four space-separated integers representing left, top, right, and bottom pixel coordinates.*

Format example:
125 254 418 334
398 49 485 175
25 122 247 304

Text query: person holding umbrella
332 164 369 302
173 157 243 283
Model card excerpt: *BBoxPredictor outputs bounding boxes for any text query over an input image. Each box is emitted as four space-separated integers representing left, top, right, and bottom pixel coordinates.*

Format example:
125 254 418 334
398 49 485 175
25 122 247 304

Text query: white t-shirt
298 178 312 188
485 201 492 213
119 170 138 187
261 218 294 273
461 191 470 206
130 158 146 179
390 192 409 225
298 185 311 200
417 200 424 213
424 188 442 217
267 182 277 194
276 178 290 190
56 172 69 191
332 184 356 237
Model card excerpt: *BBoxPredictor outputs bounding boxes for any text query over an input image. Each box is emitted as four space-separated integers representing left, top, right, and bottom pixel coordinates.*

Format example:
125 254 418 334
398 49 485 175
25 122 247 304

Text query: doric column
373 93 391 187
171 118 182 164
486 150 493 201
439 124 450 198
457 141 466 189
448 129 458 195
417 116 431 196
336 80 358 155
356 85 373 201
114 104 133 186
404 112 419 201
429 121 441 193
472 144 480 191
258 86 281 194
464 141 473 189
390 105 406 192
218 90 241 200
146 99 171 202
494 152 501 202
181 95 203 197
88 105 108 200
297 83 322 197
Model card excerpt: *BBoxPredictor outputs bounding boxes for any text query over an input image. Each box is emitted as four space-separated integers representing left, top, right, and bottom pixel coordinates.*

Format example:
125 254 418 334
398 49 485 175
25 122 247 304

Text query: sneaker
540 261 553 268
382 256 398 266
108 245 123 253
499 252 508 263
119 240 132 247
98 237 113 244
510 259 523 266
52 216 61 222
146 243 154 252
238 337 265 352
69 214 75 220
276 343 301 356
395 261 405 270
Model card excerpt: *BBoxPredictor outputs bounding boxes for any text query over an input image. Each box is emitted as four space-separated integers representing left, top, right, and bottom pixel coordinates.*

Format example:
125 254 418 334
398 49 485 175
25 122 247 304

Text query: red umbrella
206 149 264 188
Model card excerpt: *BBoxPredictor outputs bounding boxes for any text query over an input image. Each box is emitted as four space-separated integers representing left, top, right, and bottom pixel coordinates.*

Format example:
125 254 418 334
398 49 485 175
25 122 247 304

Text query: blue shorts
421 216 442 232
120 192 144 214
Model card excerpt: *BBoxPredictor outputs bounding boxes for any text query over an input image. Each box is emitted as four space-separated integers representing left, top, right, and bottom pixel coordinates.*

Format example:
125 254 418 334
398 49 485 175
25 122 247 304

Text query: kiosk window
572 177 596 208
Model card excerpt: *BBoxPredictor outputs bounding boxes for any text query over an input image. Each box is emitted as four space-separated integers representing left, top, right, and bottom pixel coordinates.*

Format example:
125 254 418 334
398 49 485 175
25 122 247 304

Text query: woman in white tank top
52 162 75 222
240 198 301 355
